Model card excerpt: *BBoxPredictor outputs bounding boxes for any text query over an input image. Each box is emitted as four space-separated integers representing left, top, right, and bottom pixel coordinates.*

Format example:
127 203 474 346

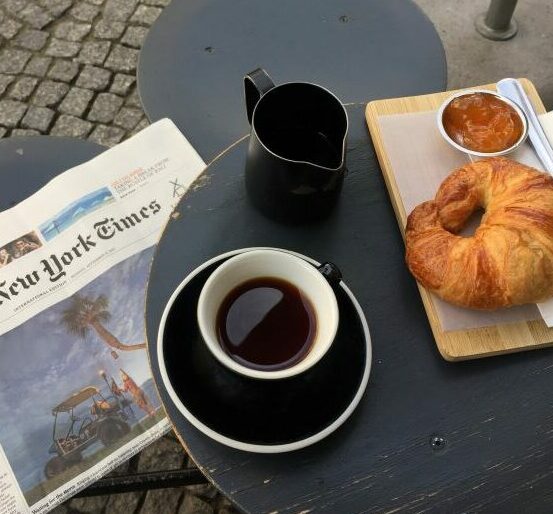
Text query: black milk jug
244 68 348 223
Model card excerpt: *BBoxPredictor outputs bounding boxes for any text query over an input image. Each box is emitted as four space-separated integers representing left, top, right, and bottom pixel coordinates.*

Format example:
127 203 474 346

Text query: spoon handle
496 78 553 173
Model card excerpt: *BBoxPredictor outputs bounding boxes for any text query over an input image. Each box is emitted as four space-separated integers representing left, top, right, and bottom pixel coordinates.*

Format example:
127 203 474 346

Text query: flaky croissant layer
405 157 553 310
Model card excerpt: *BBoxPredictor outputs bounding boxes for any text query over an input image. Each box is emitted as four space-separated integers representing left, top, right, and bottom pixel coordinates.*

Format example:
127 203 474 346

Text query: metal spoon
496 78 553 173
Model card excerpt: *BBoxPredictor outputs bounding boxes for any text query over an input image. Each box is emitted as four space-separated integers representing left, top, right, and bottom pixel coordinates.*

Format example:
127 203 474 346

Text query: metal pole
475 0 519 40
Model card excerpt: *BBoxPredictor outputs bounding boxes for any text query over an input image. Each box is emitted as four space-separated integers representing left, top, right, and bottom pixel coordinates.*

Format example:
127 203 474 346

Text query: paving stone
129 115 148 137
0 11 4 24
88 124 124 146
0 127 7 138
8 76 38 100
185 483 219 501
3 0 28 15
0 75 15 95
33 80 69 107
88 0 105 4
217 495 239 514
24 55 52 77
21 105 54 131
76 64 111 90
70 2 100 21
48 59 79 81
0 18 22 39
138 437 186 471
104 44 138 72
38 0 73 17
140 488 183 514
113 106 142 130
110 73 135 95
18 3 54 29
77 40 111 65
0 49 31 73
87 92 123 122
103 491 142 514
11 128 40 136
131 4 162 24
54 20 91 41
0 100 27 127
178 493 214 514
125 87 141 107
59 86 94 115
104 0 139 21
93 18 125 39
68 495 108 513
45 38 80 57
50 113 92 137
121 25 148 48
14 29 49 50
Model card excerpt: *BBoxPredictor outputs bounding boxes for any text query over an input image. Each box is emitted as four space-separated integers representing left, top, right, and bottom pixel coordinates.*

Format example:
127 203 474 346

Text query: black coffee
216 277 316 371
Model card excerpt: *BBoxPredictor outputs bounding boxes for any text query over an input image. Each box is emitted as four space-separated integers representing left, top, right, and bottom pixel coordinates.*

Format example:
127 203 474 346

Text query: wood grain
365 79 553 361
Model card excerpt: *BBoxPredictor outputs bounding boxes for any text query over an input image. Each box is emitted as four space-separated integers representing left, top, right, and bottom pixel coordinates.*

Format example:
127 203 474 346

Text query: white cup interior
197 249 339 379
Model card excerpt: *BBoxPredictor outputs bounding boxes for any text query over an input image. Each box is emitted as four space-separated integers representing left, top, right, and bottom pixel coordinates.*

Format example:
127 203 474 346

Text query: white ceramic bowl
437 89 528 158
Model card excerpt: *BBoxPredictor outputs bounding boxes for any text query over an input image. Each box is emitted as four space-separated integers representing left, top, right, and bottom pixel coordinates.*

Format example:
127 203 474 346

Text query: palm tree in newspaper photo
61 294 146 359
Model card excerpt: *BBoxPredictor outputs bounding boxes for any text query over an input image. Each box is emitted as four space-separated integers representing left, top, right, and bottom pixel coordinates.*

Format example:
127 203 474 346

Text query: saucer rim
157 246 372 453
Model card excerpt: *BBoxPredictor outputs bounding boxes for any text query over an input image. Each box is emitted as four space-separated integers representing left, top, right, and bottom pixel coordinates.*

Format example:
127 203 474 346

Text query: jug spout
244 68 275 125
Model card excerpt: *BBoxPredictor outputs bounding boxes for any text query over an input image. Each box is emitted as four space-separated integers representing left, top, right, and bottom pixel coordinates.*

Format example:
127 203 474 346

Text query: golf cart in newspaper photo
44 385 134 478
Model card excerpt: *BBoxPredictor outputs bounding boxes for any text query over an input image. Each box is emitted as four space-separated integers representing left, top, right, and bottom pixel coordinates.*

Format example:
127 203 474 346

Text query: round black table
146 105 553 513
138 0 446 161
0 137 104 209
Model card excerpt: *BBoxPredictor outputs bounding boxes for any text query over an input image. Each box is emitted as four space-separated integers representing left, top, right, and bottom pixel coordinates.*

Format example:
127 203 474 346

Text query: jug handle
244 68 275 125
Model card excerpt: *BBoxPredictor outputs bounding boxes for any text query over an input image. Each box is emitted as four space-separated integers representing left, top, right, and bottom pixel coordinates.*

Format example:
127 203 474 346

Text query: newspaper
0 119 205 514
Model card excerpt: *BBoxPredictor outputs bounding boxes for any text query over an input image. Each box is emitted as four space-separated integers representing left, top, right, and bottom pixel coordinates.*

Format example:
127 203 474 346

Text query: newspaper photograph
0 119 205 514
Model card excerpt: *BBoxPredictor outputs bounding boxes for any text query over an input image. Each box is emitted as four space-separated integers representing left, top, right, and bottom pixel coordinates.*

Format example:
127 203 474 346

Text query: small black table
0 137 104 210
146 105 553 513
138 0 447 161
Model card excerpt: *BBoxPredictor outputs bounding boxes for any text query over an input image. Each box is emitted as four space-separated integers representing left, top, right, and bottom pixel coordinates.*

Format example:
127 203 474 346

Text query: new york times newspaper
0 119 205 514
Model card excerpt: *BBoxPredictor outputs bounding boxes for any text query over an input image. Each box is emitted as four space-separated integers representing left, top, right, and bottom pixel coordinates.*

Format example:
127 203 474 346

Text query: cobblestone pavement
0 0 239 512
0 0 157 144
52 433 238 514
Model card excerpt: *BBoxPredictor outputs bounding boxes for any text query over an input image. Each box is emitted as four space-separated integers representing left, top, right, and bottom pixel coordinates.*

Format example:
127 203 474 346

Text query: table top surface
138 0 447 161
0 137 104 210
146 105 553 514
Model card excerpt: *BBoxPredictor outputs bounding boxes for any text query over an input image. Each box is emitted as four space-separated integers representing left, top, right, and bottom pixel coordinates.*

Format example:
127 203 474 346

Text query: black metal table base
74 469 207 497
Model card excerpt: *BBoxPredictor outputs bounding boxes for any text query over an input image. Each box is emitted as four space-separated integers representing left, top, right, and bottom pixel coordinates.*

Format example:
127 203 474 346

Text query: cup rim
436 88 528 157
196 248 339 380
250 81 349 172
156 246 372 453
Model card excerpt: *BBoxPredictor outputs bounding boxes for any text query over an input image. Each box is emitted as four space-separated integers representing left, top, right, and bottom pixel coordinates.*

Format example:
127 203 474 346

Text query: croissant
405 157 553 309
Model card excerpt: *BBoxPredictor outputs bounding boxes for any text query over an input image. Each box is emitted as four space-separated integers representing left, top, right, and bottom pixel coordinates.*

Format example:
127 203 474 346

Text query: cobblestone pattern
0 0 240 512
50 434 238 514
0 0 164 145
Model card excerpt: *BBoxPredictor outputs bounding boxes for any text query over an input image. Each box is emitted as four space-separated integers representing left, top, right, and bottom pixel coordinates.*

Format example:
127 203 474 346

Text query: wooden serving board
365 79 553 361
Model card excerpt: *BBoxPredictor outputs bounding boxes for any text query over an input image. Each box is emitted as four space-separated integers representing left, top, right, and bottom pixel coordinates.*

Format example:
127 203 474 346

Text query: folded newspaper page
0 119 205 514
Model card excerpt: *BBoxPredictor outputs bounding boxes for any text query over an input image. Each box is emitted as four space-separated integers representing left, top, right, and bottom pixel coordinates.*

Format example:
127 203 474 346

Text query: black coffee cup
244 68 348 223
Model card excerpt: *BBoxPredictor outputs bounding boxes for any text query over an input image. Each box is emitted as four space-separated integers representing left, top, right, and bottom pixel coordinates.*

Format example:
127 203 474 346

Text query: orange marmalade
442 92 523 153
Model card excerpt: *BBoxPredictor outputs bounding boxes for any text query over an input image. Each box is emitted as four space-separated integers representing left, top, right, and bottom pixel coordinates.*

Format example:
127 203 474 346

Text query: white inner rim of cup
197 249 339 380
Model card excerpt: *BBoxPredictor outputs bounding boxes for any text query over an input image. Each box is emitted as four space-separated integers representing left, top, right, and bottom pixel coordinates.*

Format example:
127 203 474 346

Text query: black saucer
158 249 371 452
